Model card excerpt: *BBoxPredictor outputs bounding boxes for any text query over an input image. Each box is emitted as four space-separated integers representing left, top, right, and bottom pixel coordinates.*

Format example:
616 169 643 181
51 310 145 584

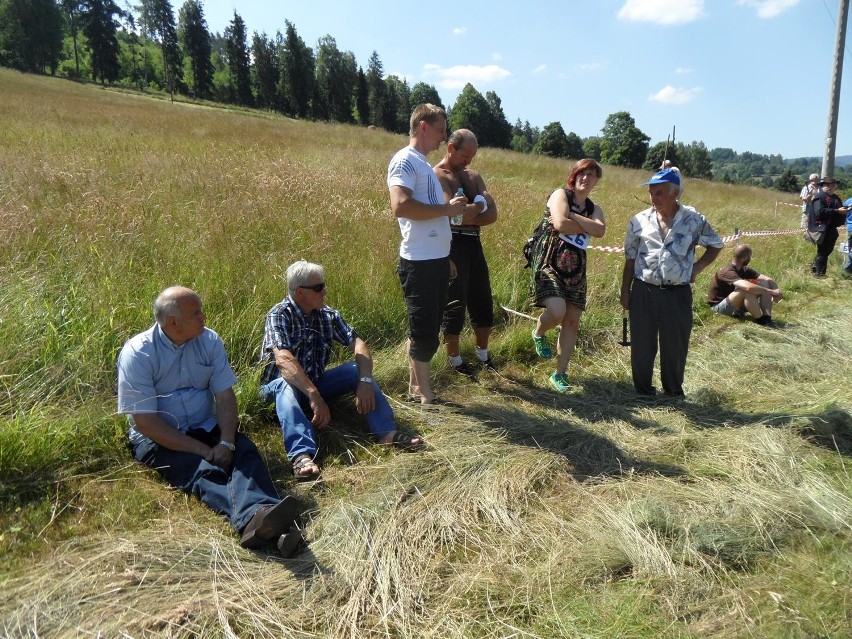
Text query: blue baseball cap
642 168 681 187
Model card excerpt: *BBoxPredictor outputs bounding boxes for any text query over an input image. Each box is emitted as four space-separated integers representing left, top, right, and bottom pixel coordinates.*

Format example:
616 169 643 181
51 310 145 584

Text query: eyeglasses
298 282 326 293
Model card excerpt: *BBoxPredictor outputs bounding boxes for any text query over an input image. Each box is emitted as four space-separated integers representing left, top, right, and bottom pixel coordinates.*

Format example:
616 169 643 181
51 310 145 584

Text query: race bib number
559 232 589 250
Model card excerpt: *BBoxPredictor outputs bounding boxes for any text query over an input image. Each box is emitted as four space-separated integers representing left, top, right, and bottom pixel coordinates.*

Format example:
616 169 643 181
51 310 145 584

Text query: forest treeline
1 0 848 194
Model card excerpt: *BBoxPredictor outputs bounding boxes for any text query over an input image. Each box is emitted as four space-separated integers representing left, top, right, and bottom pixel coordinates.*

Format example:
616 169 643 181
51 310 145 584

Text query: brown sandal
292 454 320 481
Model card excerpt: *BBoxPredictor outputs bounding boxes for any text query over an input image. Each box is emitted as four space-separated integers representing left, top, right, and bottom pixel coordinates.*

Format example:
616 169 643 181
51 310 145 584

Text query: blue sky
179 0 851 159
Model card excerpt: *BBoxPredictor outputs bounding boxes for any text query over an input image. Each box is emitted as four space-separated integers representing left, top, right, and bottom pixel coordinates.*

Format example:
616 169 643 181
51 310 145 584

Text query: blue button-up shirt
624 204 723 286
259 296 355 385
117 324 237 440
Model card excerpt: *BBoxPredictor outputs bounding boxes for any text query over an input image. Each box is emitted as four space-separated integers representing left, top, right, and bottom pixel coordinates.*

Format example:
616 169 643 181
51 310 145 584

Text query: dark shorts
397 256 450 362
442 233 494 334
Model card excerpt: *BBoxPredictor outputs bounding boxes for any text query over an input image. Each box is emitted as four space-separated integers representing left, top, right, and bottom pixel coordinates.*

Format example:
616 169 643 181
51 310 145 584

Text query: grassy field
1 68 850 638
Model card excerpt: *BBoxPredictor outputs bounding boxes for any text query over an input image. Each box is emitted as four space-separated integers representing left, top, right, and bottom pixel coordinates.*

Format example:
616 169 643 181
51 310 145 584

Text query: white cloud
421 64 512 90
648 85 702 104
533 64 547 75
492 52 503 62
617 0 705 25
576 62 604 72
675 67 693 75
453 27 467 36
737 0 800 19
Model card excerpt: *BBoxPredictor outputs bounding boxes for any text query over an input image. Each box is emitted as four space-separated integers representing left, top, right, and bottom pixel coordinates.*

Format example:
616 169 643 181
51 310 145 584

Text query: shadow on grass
475 373 852 459
247 374 852 490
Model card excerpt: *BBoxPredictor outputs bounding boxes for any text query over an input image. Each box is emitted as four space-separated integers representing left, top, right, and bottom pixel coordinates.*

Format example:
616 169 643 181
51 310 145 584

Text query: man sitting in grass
258 260 423 480
117 286 304 557
707 244 782 328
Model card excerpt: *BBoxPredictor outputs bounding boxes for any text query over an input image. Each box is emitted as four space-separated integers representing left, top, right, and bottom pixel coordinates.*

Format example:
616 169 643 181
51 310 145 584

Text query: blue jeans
260 361 396 461
129 426 280 533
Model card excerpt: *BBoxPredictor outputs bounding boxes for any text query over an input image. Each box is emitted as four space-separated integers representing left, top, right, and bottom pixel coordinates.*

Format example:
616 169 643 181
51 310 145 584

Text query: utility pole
822 0 849 179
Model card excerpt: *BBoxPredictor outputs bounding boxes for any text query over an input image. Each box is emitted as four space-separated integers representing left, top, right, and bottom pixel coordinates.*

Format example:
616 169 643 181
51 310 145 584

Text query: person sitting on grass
258 260 423 480
707 244 782 328
117 286 304 557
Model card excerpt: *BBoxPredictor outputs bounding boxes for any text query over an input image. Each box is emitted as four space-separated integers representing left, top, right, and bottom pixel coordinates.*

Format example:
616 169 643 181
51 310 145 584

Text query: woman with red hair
529 159 607 391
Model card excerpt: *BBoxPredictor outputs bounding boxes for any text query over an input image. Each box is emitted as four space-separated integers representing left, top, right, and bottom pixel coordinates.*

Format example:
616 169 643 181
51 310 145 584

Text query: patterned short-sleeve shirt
624 204 723 286
259 296 356 385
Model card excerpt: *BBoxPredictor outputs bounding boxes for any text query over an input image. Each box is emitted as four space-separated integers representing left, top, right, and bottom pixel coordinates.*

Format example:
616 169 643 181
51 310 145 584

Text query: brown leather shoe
240 496 301 549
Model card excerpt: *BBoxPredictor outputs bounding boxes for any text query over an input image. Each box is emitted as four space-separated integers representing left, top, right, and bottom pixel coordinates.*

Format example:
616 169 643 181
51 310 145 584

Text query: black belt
452 229 480 237
634 278 690 289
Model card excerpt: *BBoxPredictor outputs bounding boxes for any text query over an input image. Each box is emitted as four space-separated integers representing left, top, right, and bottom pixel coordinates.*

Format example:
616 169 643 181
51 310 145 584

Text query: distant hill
785 155 852 167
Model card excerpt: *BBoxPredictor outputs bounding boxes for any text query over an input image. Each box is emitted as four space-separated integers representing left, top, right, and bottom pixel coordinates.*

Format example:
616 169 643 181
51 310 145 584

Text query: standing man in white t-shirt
387 104 466 405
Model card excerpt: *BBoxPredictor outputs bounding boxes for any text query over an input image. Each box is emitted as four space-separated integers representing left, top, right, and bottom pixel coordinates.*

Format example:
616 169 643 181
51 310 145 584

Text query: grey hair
286 260 325 296
154 286 193 326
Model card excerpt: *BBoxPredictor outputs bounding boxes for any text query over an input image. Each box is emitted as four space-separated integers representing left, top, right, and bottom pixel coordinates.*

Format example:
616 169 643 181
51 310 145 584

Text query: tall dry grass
1 69 851 638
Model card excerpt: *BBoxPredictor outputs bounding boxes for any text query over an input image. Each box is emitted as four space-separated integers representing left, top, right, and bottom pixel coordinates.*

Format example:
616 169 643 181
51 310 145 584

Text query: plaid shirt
624 204 723 286
259 296 356 385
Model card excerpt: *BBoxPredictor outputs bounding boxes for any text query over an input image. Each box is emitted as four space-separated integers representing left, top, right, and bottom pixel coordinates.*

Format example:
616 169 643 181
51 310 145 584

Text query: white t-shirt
387 145 451 261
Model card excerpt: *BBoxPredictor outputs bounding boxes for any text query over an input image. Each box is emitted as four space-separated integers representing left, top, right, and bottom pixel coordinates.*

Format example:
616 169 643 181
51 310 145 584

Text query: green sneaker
549 372 570 392
532 330 552 358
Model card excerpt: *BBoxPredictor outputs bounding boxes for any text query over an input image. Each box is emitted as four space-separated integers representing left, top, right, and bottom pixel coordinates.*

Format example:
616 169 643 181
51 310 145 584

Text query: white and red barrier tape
588 227 804 254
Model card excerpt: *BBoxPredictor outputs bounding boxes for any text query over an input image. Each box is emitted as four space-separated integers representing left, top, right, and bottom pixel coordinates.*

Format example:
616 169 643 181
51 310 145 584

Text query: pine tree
315 35 355 123
279 20 313 118
137 0 181 96
81 0 122 83
251 32 278 110
384 74 410 134
483 90 511 149
0 0 64 73
61 0 84 76
355 67 369 125
366 51 385 128
224 11 252 106
177 0 213 99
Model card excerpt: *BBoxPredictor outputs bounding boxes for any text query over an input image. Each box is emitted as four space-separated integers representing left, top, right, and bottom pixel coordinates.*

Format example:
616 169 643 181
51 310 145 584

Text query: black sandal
390 430 424 451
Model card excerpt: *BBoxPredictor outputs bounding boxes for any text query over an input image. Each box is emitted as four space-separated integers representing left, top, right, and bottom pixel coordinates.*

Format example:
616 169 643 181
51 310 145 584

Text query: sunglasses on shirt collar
298 282 326 293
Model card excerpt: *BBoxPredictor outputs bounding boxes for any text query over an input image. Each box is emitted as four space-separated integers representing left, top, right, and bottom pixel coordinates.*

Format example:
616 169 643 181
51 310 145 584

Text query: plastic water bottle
451 187 465 225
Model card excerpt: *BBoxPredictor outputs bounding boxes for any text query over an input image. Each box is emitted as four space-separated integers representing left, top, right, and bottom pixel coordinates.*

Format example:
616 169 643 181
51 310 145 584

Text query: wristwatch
359 376 373 384
218 440 236 451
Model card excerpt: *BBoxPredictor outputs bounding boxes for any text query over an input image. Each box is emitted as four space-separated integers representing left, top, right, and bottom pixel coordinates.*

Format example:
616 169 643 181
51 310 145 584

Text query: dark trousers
397 256 450 362
814 213 847 274
442 234 494 334
629 279 693 396
129 426 281 533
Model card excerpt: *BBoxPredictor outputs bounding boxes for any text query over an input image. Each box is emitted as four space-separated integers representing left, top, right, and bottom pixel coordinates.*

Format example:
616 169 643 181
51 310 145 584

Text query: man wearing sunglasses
259 261 422 479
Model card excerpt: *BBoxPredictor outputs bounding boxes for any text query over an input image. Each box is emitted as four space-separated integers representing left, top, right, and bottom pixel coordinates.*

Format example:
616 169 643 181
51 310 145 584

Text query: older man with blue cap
619 168 723 397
